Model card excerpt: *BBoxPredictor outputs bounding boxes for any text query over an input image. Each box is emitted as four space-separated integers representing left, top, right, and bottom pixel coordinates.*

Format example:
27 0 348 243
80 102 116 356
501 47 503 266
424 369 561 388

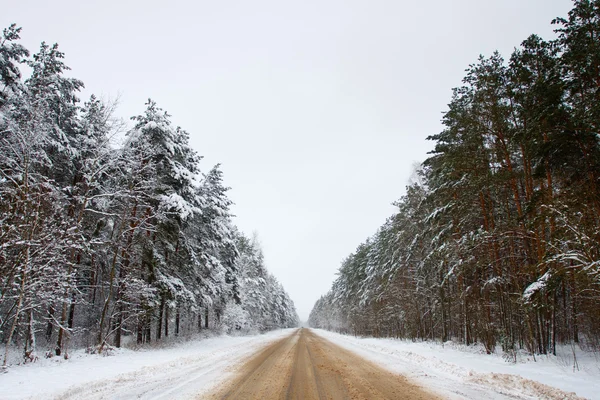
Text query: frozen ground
315 329 600 400
1 328 598 399
0 329 294 400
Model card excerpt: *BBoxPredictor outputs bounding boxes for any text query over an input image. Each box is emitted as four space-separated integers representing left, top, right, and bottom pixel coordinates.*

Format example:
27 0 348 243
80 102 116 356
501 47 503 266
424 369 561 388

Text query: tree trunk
46 306 54 343
165 306 169 338
67 293 76 331
115 302 123 348
57 250 76 357
137 320 143 344
98 240 121 351
156 297 164 340
56 306 66 356
175 307 180 337
144 317 151 343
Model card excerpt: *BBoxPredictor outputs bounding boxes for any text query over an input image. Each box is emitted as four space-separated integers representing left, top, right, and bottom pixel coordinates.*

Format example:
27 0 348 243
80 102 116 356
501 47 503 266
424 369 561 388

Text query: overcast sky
3 0 574 320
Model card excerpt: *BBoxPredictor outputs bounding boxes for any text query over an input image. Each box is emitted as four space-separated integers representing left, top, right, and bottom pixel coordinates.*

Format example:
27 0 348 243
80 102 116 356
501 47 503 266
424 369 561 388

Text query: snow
143 121 158 131
523 270 551 302
0 329 295 400
159 192 198 220
3 328 598 399
314 329 599 400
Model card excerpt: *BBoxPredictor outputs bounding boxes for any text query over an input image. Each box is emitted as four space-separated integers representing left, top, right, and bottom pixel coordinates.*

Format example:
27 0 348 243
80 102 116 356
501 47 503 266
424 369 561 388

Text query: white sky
3 0 574 321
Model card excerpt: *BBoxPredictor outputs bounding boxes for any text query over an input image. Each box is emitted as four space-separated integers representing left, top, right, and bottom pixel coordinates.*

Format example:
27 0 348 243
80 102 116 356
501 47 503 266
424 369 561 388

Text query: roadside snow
3 328 597 399
1 329 294 400
314 329 599 400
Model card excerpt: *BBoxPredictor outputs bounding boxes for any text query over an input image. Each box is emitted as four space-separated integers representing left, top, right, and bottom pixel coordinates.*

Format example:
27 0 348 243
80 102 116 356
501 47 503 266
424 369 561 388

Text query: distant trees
222 233 298 332
310 0 600 356
0 24 297 366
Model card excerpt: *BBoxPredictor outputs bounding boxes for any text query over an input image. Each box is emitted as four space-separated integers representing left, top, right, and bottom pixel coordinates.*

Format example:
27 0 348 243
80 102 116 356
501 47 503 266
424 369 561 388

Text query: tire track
207 328 440 399
214 330 299 399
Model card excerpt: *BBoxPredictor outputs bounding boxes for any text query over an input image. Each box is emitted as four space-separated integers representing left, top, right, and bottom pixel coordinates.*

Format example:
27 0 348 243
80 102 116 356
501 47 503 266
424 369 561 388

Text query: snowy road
1 330 294 400
209 329 588 400
209 328 438 399
1 328 595 399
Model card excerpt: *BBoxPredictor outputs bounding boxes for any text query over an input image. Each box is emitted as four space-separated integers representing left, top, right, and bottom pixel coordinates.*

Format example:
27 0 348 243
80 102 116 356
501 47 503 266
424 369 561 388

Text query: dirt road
206 328 441 400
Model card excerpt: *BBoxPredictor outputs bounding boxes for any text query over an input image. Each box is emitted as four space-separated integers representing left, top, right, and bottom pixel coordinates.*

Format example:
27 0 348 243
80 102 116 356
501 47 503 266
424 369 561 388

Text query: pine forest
0 27 298 365
309 0 600 358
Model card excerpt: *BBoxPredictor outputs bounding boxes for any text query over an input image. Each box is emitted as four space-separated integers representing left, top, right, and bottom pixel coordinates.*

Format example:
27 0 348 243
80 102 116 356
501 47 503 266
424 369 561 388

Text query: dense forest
0 26 298 365
310 0 600 358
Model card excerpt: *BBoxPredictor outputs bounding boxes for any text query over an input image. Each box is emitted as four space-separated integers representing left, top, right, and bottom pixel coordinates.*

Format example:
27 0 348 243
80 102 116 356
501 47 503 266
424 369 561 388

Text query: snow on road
314 329 599 400
0 329 295 400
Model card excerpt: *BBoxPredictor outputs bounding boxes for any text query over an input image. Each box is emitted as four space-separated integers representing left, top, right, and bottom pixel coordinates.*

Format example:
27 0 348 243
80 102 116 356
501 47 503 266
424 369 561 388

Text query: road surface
207 328 440 399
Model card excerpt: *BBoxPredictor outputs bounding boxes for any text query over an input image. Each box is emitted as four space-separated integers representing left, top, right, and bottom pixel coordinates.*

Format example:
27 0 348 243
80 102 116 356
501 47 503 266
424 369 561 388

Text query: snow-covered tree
0 28 298 365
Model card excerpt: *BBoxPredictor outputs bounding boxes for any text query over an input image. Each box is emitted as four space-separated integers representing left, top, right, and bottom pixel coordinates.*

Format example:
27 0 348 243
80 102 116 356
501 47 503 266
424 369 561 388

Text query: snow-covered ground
314 329 599 400
2 328 598 399
0 329 295 400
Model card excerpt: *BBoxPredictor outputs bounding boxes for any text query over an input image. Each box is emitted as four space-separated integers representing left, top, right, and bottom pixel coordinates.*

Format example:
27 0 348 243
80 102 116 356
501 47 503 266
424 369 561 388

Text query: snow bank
1 329 294 400
314 329 598 400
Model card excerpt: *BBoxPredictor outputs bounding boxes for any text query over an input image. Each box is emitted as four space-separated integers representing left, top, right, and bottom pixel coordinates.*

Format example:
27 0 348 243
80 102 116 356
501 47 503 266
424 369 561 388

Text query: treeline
309 0 600 357
0 26 297 365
